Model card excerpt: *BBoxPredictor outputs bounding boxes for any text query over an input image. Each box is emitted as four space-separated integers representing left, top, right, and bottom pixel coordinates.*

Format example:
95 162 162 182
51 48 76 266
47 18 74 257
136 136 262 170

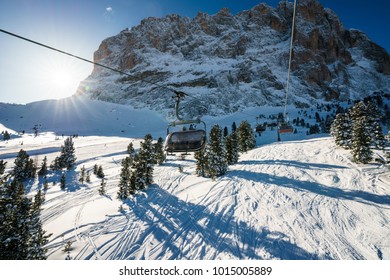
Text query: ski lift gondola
164 91 206 154
279 0 297 135
278 122 294 134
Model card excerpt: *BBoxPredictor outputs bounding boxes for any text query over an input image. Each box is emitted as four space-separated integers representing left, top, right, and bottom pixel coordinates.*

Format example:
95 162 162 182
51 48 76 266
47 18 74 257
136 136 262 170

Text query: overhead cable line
0 28 261 121
283 0 297 118
0 28 180 95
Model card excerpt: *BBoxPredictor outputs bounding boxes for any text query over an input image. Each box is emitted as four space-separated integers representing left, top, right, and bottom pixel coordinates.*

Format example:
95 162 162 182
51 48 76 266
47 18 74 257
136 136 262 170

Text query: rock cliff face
77 0 389 117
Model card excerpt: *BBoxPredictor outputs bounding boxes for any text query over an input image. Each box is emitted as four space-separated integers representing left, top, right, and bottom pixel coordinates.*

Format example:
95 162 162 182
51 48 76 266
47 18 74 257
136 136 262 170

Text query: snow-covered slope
1 132 389 260
1 96 389 260
0 95 167 138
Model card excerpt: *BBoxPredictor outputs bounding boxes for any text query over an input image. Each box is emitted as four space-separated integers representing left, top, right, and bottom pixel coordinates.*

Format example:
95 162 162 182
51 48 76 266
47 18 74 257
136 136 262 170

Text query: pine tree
349 101 368 121
207 125 228 178
60 173 66 190
13 149 36 182
79 166 86 184
0 160 6 176
0 180 30 259
349 101 386 150
28 190 51 259
232 122 237 132
117 157 132 199
93 164 98 175
223 126 229 139
2 130 11 141
194 147 208 177
0 181 50 259
366 101 386 149
153 137 165 165
351 116 372 163
98 179 106 195
129 134 155 191
52 137 77 170
330 113 352 149
96 165 105 179
38 156 48 176
137 134 155 186
85 171 91 183
237 121 256 153
225 131 239 165
127 142 135 155
372 122 386 149
43 178 49 192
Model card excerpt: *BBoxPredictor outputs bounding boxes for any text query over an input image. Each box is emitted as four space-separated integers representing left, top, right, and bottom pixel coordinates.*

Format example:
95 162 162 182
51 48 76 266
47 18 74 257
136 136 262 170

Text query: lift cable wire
0 28 263 121
0 28 181 95
283 0 297 119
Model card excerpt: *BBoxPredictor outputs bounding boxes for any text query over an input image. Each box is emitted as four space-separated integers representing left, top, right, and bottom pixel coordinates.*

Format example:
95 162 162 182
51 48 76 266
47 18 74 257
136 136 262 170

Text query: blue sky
0 0 389 104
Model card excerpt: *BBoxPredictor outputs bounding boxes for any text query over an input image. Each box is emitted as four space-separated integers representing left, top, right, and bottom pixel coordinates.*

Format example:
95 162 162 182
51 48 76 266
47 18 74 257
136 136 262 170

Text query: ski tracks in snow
43 137 390 259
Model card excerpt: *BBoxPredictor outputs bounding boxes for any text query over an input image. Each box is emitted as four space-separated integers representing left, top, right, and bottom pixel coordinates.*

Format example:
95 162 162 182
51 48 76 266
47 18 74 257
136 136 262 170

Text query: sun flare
50 67 74 88
39 56 89 99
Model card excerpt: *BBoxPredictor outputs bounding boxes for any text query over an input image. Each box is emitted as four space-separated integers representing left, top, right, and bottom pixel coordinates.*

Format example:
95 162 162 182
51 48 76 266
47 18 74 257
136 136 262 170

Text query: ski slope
1 97 389 260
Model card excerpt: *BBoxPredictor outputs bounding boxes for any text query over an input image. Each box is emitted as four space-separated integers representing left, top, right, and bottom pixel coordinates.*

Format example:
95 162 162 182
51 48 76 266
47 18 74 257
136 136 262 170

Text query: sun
39 56 88 99
50 67 74 88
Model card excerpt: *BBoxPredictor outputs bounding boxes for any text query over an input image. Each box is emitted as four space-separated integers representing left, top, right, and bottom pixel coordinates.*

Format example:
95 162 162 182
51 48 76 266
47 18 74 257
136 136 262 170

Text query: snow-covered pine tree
2 130 11 141
130 154 146 191
127 142 135 155
28 190 51 259
351 116 373 164
96 165 105 179
232 122 237 132
93 164 98 175
13 149 36 182
0 180 31 259
237 121 256 153
153 137 165 165
86 170 91 183
0 160 6 176
223 126 229 139
117 157 132 199
98 179 107 195
349 101 368 121
0 180 51 260
79 165 86 184
60 173 66 190
52 137 77 170
130 134 155 191
62 137 76 170
372 122 386 149
349 101 386 150
330 113 352 149
194 147 208 177
225 131 239 165
366 101 386 149
38 156 48 176
207 125 228 179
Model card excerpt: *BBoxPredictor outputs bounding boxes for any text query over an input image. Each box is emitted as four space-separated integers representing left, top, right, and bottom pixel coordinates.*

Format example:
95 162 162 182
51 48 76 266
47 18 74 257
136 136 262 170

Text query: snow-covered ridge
76 0 389 117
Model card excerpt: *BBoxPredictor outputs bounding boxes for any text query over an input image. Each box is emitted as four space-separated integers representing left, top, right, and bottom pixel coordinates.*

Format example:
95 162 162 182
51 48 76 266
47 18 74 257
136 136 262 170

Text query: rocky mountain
77 0 390 118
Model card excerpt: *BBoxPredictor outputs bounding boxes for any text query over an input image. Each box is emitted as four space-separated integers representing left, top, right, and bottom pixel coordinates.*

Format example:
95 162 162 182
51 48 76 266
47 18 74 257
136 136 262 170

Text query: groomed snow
0 97 389 260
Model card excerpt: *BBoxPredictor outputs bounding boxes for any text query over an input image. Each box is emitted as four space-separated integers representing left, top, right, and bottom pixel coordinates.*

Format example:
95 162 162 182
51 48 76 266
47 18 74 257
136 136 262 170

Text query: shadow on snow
117 186 324 260
228 162 390 207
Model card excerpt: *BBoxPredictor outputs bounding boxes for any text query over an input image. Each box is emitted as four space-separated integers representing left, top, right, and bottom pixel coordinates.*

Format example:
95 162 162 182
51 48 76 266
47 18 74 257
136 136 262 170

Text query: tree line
0 136 79 259
331 100 389 164
195 120 256 179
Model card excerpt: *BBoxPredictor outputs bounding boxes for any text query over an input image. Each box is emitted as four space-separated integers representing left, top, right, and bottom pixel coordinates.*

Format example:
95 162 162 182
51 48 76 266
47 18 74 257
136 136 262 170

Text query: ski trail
41 137 390 260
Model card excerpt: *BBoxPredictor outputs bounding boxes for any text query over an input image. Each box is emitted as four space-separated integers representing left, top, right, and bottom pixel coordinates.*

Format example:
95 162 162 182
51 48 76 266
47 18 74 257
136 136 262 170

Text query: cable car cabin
278 123 294 134
164 129 206 153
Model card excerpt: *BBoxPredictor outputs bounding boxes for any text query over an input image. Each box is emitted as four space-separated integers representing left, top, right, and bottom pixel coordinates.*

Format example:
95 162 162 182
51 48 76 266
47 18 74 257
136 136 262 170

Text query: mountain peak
78 0 389 117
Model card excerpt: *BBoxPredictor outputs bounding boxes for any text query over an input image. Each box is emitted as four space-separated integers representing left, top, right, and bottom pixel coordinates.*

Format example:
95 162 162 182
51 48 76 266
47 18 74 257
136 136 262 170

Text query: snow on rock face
77 0 390 117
